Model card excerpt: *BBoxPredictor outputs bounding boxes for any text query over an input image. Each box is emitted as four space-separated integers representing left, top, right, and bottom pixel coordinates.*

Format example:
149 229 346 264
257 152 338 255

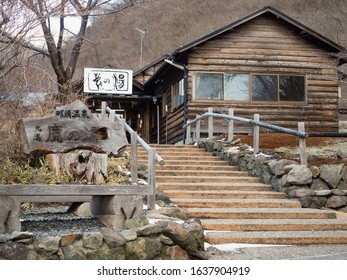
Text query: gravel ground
20 206 105 237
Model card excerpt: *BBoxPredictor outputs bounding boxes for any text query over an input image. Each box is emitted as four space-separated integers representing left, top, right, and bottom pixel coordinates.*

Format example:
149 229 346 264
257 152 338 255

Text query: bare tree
1 0 143 101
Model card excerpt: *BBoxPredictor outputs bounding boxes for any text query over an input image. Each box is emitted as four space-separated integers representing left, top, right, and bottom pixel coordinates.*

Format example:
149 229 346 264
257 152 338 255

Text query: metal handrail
106 106 165 165
183 112 306 138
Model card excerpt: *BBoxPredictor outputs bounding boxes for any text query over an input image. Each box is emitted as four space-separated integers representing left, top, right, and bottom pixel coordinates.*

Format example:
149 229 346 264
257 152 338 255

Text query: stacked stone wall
199 140 347 212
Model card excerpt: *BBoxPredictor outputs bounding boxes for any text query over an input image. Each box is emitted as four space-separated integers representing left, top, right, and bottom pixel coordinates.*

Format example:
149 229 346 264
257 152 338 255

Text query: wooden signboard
17 100 128 155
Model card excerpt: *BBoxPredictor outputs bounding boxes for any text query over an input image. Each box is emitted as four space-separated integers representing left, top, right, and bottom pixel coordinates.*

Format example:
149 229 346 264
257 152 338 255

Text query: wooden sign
17 100 128 155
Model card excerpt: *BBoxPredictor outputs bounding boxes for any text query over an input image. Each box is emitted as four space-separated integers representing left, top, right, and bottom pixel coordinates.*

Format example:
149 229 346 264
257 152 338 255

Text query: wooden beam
0 184 153 196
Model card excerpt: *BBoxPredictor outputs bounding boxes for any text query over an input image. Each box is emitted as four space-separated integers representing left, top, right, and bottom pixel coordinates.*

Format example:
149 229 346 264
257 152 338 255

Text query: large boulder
284 165 312 185
320 164 344 188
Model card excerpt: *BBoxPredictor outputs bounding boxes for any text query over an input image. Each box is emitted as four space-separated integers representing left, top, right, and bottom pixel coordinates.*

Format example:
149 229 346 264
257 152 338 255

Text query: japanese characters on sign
83 68 133 95
18 100 129 155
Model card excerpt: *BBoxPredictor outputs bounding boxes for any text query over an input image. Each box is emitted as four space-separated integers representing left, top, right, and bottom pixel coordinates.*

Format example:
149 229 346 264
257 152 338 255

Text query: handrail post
196 115 201 143
186 125 192 144
298 122 307 165
130 131 138 184
208 107 213 139
228 108 234 141
101 101 107 121
148 148 156 209
253 114 260 153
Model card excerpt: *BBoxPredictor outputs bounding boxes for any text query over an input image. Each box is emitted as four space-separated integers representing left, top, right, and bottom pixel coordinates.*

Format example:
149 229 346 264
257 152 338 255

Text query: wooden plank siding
185 15 340 134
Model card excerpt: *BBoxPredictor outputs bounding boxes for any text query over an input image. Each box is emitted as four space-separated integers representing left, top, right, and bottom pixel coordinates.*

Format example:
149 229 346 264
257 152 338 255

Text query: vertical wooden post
298 122 307 165
208 107 213 139
147 148 156 209
196 115 201 143
186 125 191 144
228 108 234 141
130 131 138 184
110 109 116 122
101 101 107 121
253 114 260 154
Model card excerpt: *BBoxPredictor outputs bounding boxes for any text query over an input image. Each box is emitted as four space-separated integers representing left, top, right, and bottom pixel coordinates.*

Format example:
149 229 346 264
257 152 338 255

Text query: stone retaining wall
199 139 347 212
0 216 207 260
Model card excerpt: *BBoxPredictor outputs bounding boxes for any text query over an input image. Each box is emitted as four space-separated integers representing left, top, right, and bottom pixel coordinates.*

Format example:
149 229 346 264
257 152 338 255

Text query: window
195 72 305 103
196 73 222 99
172 79 185 110
225 74 249 101
252 75 278 101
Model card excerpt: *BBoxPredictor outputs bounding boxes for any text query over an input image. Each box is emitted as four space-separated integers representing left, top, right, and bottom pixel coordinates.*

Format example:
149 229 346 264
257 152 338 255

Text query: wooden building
89 6 346 144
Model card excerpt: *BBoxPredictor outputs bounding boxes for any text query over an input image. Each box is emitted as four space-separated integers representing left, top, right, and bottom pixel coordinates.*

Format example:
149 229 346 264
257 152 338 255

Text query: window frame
193 72 306 104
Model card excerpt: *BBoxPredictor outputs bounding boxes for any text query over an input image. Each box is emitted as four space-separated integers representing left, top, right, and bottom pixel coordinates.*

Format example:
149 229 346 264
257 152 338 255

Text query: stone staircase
137 144 347 245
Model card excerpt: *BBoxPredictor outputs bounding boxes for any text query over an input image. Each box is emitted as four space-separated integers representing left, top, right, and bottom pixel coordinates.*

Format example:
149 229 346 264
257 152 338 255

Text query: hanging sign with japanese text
83 68 133 95
17 100 128 155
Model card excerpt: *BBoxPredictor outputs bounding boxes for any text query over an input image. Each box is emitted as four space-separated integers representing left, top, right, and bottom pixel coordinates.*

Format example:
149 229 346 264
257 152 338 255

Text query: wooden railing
103 102 164 209
183 107 308 165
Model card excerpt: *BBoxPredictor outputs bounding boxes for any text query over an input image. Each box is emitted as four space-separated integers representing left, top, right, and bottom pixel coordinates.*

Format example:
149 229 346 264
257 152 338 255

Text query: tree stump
47 150 108 184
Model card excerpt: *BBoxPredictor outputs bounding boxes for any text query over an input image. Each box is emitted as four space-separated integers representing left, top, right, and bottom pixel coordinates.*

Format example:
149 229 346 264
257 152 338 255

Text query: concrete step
201 218 347 231
154 164 238 171
205 230 347 245
139 160 230 166
171 198 302 208
158 182 272 191
139 155 220 161
156 175 259 183
162 190 287 199
186 207 338 219
156 170 248 177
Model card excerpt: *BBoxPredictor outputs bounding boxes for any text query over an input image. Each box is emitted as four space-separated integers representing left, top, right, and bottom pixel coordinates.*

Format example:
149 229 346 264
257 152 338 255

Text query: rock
160 245 190 260
9 231 33 241
158 234 174 245
260 165 273 185
135 224 162 237
337 181 347 190
159 221 198 255
325 195 347 208
155 192 172 204
159 207 189 220
271 176 285 192
82 232 104 250
309 166 320 178
284 165 312 185
60 233 82 247
331 189 347 196
33 236 60 257
0 242 37 260
126 216 149 229
299 196 327 209
310 178 330 190
342 166 347 182
120 230 137 241
124 237 162 260
267 159 298 176
0 235 6 243
184 219 205 250
86 243 125 260
60 243 87 260
314 190 332 197
320 164 344 188
288 188 315 198
100 227 126 248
